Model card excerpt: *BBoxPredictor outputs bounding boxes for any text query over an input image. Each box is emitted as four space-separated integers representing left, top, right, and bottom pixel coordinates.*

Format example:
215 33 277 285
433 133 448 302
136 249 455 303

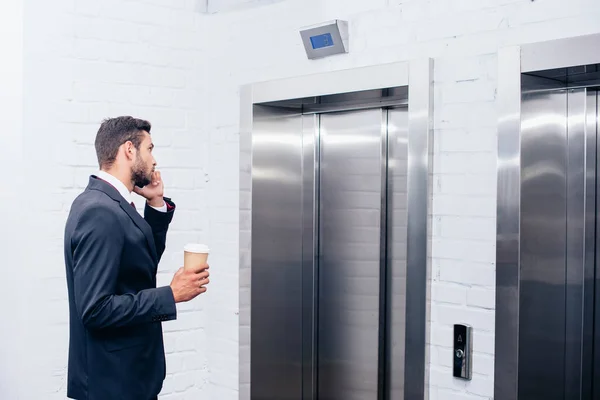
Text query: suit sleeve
144 197 175 262
72 205 177 331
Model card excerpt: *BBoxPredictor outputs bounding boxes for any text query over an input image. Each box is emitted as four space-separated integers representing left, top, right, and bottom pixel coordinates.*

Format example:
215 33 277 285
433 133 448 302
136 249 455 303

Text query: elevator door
250 96 409 400
316 106 408 400
519 88 598 399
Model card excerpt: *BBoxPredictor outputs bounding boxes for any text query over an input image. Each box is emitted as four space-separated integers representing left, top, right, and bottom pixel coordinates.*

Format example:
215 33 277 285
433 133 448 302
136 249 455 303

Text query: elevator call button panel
453 324 472 380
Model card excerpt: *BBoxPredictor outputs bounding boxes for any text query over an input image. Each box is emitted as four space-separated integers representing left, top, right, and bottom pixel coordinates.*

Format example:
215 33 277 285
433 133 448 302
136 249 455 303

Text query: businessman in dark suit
63 116 209 400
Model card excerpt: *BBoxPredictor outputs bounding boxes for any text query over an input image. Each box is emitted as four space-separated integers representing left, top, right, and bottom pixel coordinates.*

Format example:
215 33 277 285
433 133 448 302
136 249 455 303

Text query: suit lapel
87 176 158 264
117 199 158 263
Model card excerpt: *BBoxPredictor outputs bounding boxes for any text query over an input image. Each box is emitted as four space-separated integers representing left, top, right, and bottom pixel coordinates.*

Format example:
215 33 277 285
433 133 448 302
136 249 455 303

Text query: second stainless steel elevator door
518 87 599 400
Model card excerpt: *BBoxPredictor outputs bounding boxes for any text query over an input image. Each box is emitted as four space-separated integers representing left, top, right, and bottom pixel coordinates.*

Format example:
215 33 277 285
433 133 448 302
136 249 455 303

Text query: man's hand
134 170 165 208
169 265 210 303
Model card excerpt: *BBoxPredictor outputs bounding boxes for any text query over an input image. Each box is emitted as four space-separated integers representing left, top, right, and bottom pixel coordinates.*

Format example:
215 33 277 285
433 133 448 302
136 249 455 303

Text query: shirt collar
96 170 133 204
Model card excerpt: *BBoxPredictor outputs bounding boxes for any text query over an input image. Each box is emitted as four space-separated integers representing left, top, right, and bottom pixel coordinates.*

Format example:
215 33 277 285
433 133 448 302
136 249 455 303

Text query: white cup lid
184 243 210 253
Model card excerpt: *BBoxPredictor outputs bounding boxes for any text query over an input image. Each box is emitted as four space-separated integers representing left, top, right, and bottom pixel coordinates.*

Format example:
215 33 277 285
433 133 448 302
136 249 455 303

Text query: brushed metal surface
581 90 597 399
378 109 389 400
251 105 303 400
240 60 429 400
587 92 600 399
518 90 568 400
301 114 318 399
496 38 600 400
404 58 434 400
386 107 409 399
499 66 600 399
251 62 410 104
592 91 600 399
317 108 382 400
494 46 522 400
521 33 600 74
515 87 600 400
565 88 587 400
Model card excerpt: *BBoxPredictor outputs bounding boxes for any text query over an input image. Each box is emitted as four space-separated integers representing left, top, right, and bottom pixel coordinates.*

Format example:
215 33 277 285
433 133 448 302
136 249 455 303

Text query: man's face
131 131 156 188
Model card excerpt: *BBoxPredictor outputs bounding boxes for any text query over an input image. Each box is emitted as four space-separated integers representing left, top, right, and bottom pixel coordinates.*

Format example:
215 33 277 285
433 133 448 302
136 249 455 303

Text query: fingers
199 278 210 286
178 264 210 299
153 170 161 186
196 270 210 280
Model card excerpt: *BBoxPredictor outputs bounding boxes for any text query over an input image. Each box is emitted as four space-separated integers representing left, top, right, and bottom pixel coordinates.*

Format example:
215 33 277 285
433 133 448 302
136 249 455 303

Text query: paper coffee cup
183 243 210 272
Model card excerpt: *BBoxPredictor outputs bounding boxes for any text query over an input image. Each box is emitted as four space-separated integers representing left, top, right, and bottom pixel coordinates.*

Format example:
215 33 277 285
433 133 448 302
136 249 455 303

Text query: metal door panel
324 191 381 209
518 90 568 400
317 108 382 400
322 157 381 174
323 208 380 225
251 105 304 400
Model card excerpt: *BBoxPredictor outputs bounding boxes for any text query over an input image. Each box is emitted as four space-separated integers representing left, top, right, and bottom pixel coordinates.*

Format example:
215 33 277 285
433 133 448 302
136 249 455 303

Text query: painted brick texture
14 0 226 399
0 1 25 399
1 0 599 399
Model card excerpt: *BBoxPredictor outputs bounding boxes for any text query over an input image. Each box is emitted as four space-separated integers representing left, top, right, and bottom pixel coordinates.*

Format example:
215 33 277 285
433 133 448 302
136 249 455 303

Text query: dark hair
94 116 151 168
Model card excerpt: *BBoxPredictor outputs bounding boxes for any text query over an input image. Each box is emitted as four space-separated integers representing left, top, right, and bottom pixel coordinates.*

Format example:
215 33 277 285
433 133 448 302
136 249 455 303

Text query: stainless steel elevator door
518 88 599 400
250 93 411 400
317 109 383 400
316 107 409 400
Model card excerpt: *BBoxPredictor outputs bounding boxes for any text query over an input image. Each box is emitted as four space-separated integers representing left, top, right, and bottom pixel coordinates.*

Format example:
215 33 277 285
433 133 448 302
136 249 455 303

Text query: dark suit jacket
63 175 177 400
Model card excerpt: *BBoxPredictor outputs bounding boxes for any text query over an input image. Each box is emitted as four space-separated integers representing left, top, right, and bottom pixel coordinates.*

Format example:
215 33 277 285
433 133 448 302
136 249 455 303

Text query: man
63 116 209 400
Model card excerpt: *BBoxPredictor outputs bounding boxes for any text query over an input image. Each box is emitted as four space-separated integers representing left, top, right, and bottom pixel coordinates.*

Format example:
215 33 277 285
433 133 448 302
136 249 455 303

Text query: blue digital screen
310 33 334 49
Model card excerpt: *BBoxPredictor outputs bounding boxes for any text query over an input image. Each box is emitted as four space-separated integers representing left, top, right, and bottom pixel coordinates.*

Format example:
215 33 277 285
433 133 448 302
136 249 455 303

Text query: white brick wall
11 0 237 398
0 1 24 399
205 0 288 14
2 0 600 399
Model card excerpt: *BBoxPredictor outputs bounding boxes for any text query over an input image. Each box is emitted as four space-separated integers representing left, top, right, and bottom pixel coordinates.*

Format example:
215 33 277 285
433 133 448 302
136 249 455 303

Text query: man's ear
123 141 136 161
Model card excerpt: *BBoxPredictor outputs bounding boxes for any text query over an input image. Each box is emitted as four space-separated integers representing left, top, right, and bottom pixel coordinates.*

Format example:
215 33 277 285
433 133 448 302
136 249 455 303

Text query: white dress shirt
97 170 167 212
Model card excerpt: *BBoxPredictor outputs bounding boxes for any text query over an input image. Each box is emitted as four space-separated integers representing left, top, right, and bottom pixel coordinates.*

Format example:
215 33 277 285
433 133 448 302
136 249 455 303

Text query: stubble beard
132 155 152 188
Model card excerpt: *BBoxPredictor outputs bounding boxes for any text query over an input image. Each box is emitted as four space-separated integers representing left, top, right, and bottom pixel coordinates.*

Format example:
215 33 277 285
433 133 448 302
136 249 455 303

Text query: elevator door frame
239 59 434 400
495 32 600 400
